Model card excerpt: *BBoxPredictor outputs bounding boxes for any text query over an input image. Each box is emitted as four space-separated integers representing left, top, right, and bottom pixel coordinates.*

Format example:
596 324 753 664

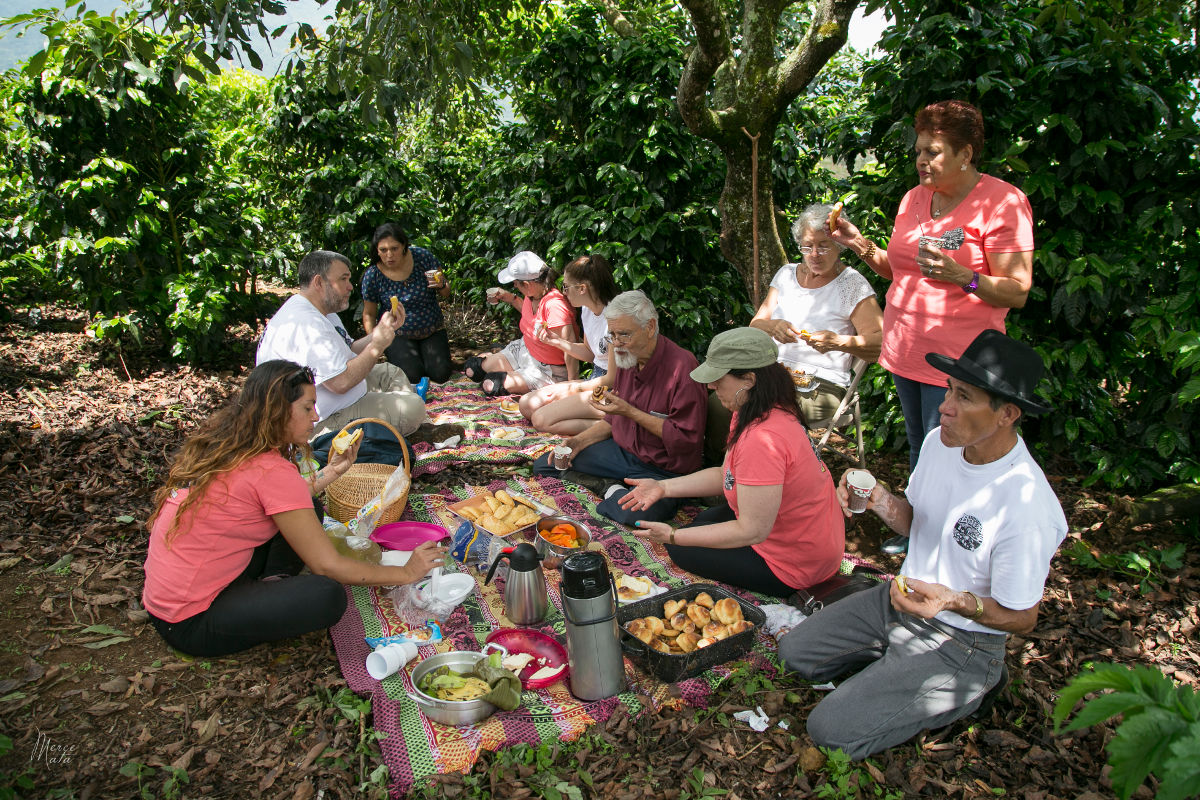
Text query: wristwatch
964 591 985 619
962 272 980 294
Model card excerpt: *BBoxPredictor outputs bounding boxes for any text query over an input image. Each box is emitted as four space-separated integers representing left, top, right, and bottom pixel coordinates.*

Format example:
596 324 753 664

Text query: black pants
665 503 795 598
148 533 347 657
386 329 453 383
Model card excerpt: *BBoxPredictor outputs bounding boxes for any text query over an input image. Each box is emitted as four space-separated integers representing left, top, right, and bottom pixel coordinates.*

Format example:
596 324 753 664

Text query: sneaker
414 377 430 400
604 484 624 500
560 469 610 497
881 535 909 555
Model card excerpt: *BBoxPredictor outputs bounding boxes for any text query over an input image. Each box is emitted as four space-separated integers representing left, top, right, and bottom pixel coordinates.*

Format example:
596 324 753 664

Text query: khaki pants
314 363 427 439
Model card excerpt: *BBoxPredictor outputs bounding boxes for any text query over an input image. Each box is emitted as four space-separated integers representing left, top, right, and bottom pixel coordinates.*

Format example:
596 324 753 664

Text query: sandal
463 356 485 382
481 372 511 397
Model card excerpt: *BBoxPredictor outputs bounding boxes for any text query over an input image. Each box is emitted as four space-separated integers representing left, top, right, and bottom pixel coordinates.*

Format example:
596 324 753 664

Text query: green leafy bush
1053 663 1200 800
835 0 1200 487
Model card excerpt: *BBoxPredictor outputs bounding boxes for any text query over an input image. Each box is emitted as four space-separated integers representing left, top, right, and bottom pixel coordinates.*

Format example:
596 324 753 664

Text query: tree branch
677 0 733 139
775 0 859 102
597 0 636 37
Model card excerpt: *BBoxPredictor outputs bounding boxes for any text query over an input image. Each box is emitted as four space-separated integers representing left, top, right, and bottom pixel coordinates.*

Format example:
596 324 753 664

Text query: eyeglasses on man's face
609 327 641 344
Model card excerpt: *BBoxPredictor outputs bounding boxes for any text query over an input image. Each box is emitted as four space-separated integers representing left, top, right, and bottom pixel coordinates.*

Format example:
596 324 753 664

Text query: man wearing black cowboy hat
779 329 1067 760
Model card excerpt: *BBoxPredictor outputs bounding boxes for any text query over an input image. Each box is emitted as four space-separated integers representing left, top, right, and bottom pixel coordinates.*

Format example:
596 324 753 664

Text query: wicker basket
324 418 412 525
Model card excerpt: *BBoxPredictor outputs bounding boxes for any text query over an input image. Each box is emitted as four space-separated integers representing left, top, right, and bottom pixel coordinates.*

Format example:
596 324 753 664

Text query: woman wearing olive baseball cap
620 328 845 596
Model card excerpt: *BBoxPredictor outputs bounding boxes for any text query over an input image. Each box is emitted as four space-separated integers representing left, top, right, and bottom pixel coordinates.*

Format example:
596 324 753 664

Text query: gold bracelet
669 528 676 546
964 591 985 620
859 240 876 261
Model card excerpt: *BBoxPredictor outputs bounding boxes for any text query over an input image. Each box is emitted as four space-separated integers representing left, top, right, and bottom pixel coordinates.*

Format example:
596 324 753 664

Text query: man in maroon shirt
533 291 707 525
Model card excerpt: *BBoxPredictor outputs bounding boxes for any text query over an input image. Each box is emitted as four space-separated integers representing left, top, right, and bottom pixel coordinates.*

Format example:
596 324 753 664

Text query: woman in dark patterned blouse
360 222 453 383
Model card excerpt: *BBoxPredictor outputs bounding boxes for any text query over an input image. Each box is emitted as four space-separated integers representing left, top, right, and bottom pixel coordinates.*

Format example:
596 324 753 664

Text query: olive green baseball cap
690 327 779 383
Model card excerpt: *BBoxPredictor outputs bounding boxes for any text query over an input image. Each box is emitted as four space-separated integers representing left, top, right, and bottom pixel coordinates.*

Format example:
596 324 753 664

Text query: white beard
612 350 638 369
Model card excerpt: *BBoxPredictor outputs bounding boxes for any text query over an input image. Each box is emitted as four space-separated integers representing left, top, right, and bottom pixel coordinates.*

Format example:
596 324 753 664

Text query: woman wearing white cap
621 327 845 596
464 251 578 396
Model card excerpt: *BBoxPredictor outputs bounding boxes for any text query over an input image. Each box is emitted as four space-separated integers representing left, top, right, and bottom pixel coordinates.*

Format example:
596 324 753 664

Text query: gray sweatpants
314 363 427 439
778 582 1007 760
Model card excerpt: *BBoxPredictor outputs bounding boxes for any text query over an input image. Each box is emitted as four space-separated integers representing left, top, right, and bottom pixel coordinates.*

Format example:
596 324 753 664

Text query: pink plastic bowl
369 521 449 551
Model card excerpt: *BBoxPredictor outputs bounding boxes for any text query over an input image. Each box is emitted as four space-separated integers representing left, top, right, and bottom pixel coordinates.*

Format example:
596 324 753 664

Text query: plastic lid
509 542 543 571
560 551 611 599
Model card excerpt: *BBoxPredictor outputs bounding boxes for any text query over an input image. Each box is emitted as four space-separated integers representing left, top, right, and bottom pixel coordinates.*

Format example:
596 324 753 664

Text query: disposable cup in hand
552 446 572 471
365 641 419 680
845 469 876 514
486 287 501 304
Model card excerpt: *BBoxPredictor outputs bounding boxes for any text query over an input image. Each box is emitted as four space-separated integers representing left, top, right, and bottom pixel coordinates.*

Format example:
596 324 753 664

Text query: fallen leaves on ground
0 305 1195 799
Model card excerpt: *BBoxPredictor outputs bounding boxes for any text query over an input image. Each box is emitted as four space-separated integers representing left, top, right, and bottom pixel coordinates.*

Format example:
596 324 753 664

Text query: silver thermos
560 552 625 701
485 542 548 625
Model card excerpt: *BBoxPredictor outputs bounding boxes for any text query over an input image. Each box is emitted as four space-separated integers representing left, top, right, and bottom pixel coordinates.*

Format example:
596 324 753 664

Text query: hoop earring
733 387 747 407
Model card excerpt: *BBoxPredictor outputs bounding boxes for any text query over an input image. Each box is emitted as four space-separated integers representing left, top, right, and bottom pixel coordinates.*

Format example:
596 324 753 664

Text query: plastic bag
349 494 383 537
450 520 494 570
380 466 410 509
390 583 459 624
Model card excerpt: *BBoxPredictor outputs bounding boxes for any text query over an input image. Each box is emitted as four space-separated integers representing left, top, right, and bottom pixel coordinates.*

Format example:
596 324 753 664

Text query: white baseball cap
497 251 546 283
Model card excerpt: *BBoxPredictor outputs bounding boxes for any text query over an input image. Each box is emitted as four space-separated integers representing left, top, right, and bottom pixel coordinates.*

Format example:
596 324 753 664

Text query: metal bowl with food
407 648 502 726
533 516 591 569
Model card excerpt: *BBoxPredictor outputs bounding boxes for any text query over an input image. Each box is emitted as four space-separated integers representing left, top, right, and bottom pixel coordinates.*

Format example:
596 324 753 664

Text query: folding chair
808 357 868 468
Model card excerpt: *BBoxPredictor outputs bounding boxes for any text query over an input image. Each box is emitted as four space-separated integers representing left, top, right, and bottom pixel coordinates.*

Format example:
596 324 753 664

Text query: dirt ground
0 304 1196 799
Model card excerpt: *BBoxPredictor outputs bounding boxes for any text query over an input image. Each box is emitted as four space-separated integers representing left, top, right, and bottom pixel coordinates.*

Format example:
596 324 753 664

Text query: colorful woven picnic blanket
409 377 554 476
330 476 791 797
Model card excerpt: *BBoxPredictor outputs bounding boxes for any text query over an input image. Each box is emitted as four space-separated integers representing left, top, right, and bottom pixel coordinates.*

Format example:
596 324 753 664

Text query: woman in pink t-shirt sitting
829 100 1035 474
620 328 845 597
142 360 444 657
464 251 578 397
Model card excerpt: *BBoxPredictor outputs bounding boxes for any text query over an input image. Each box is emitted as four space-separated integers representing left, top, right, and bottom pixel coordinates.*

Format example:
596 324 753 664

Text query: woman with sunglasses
142 360 444 657
518 254 621 435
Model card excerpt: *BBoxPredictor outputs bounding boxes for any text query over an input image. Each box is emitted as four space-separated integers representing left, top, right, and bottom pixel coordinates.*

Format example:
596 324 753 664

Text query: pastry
663 598 687 617
676 632 701 653
331 428 362 454
828 201 843 233
686 603 711 628
693 592 715 609
711 597 743 625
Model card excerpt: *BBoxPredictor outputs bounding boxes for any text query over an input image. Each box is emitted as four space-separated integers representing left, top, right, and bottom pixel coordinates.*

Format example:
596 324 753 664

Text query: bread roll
712 597 743 625
702 622 725 639
626 619 654 645
644 616 665 637
658 628 680 641
686 603 711 627
592 386 606 401
664 599 687 617
676 632 700 653
670 613 695 633
693 592 715 609
649 638 671 653
696 636 717 649
726 620 754 636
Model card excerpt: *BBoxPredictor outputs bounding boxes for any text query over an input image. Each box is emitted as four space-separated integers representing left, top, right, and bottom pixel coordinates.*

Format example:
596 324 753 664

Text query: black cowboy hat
926 329 1050 415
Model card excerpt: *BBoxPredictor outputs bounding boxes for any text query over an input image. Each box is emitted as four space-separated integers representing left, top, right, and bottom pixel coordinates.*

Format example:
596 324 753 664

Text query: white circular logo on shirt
952 514 983 551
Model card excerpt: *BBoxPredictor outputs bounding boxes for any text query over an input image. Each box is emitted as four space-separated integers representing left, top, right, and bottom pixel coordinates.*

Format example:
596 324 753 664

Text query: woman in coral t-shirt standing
831 100 1035 476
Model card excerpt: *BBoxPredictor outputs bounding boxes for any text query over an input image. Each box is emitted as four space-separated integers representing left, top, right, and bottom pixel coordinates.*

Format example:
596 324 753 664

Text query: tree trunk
1111 482 1200 532
716 129 788 306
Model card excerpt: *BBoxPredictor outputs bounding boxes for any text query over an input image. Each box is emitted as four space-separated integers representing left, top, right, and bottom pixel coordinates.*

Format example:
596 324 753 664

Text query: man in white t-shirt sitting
779 329 1066 760
257 250 426 438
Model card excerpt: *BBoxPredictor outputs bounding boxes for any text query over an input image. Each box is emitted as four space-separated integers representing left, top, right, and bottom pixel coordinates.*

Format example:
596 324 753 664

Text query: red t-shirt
881 174 1035 386
142 451 314 622
724 409 845 589
519 289 575 366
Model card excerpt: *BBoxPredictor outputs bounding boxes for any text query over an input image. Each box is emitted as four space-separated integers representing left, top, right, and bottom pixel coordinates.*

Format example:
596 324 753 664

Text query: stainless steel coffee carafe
560 551 624 701
484 542 548 625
